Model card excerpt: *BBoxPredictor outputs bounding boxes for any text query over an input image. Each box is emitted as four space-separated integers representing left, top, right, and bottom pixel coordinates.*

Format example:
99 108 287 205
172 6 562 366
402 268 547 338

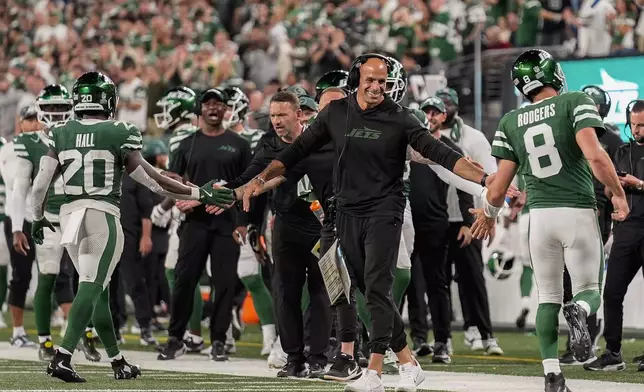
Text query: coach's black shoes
562 302 592 362
412 338 432 357
77 329 102 362
583 351 626 371
308 362 326 379
544 372 571 392
324 352 362 381
184 335 205 353
277 361 309 378
157 336 187 360
46 349 86 383
431 342 451 364
112 356 142 380
39 339 56 361
209 341 229 361
140 328 158 346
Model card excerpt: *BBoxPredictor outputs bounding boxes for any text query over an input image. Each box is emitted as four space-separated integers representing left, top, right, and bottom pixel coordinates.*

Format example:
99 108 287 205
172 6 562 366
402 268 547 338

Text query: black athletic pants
119 231 153 329
272 217 331 365
413 223 451 344
448 222 494 340
406 250 430 342
168 221 240 343
142 249 169 312
53 250 75 305
335 212 406 355
4 218 35 309
599 220 644 353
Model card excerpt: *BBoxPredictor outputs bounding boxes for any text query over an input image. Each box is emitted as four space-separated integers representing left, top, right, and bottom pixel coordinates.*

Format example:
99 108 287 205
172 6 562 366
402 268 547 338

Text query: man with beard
435 88 503 355
234 54 489 392
157 88 252 362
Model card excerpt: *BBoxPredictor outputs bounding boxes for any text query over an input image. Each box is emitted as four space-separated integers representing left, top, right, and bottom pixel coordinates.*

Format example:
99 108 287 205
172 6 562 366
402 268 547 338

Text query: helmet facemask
222 98 248 129
154 99 182 129
36 100 73 128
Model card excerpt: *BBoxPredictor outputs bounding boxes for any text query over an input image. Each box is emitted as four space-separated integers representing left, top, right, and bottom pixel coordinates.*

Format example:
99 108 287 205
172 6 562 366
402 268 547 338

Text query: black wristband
480 173 489 187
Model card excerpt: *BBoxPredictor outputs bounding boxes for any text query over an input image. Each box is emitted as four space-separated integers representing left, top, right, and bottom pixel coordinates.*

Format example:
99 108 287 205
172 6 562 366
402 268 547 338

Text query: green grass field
2 310 644 390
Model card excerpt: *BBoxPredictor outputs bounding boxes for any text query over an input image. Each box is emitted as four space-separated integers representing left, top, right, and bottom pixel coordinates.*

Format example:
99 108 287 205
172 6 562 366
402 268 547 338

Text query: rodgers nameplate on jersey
493 91 602 210
49 119 143 219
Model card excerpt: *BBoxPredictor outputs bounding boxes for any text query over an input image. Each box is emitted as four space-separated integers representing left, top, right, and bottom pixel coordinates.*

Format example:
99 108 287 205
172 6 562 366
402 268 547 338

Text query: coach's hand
469 208 496 240
611 195 630 221
31 217 55 246
242 178 265 212
176 199 201 212
457 226 472 248
233 226 248 245
484 173 521 198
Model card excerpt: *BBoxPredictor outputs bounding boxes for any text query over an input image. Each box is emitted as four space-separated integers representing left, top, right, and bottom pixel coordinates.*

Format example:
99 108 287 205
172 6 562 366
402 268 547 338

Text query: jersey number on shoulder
523 124 563 179
58 149 115 196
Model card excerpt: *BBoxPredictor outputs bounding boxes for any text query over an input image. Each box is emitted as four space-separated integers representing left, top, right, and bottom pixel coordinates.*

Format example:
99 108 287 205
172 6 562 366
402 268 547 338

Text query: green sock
520 266 534 297
91 288 120 358
61 282 102 354
536 303 561 359
189 285 203 333
34 274 57 336
573 289 601 315
165 268 175 294
393 268 411 308
355 290 372 330
301 280 310 313
241 274 275 325
0 265 8 308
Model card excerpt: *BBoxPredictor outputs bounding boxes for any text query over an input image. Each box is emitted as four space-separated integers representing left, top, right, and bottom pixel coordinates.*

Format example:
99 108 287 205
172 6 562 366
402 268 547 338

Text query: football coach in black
239 54 489 391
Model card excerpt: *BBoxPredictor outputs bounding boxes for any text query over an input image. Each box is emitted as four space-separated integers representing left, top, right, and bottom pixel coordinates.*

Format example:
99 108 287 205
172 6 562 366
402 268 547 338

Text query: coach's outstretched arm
124 150 234 205
406 117 488 185
576 127 629 221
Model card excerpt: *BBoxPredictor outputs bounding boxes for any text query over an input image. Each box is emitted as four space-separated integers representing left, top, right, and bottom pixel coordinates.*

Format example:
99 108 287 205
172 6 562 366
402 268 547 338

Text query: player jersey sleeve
570 92 604 134
12 134 31 163
47 126 59 154
117 121 143 162
491 116 518 162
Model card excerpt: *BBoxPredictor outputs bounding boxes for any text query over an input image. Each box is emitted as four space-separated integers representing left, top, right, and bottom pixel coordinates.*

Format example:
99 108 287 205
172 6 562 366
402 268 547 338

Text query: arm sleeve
491 117 519 162
571 92 605 134
405 114 463 171
428 163 485 197
10 158 33 232
277 106 332 170
467 127 498 173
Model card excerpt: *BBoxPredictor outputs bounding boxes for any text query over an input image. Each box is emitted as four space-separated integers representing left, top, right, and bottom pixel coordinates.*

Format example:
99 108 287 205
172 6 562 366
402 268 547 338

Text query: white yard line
0 343 643 392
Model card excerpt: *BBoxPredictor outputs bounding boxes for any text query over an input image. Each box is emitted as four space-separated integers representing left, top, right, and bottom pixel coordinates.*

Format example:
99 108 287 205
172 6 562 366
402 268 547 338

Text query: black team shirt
276 94 463 218
170 130 252 231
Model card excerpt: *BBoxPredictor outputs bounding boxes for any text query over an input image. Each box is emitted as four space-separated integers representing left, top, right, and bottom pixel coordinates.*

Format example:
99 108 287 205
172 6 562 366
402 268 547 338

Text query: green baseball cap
435 87 459 106
142 139 168 160
420 96 446 113
299 95 319 112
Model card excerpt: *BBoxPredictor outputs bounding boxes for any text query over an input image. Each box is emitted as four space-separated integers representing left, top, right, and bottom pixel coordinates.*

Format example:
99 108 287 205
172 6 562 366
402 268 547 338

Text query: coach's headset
333 54 394 211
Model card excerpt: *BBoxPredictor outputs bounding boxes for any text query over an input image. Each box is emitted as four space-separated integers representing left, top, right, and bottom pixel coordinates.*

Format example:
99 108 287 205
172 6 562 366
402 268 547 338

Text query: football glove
32 217 55 245
198 180 235 207
151 204 172 228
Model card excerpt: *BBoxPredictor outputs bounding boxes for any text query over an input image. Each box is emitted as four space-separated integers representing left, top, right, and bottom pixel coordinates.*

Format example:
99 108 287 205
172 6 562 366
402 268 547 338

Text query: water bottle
310 200 325 224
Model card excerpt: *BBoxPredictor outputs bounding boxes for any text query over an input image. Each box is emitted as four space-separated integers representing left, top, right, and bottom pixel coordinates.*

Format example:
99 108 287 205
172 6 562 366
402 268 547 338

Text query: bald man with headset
238 54 493 392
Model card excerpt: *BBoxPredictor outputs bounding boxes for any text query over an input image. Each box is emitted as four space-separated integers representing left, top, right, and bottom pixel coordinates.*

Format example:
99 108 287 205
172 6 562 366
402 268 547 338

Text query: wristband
191 186 200 200
480 173 489 187
255 177 267 185
481 188 503 219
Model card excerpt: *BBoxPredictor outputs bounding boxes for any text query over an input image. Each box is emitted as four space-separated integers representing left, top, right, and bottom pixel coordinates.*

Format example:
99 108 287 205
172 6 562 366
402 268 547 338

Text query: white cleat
261 325 277 356
484 338 504 356
267 338 287 369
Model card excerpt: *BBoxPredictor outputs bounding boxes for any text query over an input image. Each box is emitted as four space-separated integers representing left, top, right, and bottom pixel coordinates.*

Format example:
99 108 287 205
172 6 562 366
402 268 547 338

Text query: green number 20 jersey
492 91 604 210
48 119 143 218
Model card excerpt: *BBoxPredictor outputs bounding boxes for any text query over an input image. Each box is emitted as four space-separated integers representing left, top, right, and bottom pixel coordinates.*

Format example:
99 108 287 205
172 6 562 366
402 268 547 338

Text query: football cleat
38 339 56 362
46 349 86 383
10 334 37 348
544 372 571 392
112 356 142 380
77 329 101 362
583 351 626 371
563 302 592 362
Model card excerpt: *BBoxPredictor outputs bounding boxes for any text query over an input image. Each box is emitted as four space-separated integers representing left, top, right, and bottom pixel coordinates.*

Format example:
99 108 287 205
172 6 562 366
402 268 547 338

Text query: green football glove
198 180 236 207
31 217 56 245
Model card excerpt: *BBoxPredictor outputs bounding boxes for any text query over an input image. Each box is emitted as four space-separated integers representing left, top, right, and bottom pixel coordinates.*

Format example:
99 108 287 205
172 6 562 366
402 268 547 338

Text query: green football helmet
154 86 197 130
582 85 611 118
36 84 73 127
142 139 169 160
487 250 515 280
386 57 407 104
72 71 118 119
411 108 429 127
315 70 349 101
512 49 566 100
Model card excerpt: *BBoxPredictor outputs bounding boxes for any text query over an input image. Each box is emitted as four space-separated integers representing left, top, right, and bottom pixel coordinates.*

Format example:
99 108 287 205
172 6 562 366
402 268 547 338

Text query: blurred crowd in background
2 0 644 140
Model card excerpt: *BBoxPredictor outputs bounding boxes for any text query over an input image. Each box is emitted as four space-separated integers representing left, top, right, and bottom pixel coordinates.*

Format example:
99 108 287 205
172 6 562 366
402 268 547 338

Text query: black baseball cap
201 88 227 103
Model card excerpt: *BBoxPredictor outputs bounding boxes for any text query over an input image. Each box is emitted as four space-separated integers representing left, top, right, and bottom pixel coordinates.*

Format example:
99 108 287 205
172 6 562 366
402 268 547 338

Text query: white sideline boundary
0 343 643 392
